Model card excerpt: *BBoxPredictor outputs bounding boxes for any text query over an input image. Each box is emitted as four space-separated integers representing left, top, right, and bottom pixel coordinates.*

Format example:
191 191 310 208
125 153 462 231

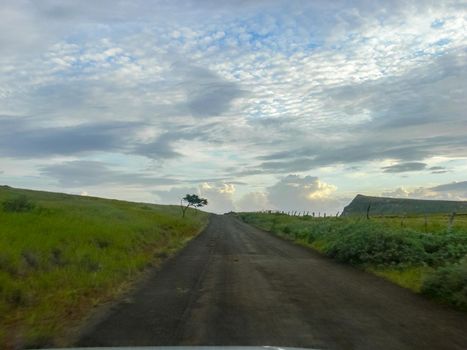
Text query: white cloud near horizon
153 174 342 214
382 181 467 202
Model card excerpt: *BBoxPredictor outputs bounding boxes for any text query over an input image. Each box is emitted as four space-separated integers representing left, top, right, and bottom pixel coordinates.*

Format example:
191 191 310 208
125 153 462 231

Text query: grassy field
238 212 467 311
0 185 210 348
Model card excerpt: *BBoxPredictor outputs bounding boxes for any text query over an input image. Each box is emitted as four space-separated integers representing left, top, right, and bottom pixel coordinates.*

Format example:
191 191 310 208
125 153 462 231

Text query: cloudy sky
1 0 466 213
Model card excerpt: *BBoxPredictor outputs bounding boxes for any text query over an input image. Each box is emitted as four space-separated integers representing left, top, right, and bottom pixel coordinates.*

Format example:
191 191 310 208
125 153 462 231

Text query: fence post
448 212 456 232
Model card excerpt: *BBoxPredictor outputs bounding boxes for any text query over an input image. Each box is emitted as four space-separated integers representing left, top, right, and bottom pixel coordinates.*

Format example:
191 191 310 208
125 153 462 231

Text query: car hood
41 347 318 350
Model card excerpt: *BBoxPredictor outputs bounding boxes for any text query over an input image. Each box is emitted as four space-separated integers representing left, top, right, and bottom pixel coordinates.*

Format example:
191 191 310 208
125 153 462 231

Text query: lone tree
181 194 208 218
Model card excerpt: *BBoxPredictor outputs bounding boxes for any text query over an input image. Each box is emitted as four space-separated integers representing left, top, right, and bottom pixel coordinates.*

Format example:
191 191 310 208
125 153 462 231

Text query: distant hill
342 194 467 216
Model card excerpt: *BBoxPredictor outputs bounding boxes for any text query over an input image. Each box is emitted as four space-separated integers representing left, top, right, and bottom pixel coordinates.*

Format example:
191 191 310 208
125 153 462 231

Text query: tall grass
238 212 467 310
0 186 209 348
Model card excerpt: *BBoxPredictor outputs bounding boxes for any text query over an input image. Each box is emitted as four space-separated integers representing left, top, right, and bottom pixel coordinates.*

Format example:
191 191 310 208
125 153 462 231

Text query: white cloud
267 175 341 214
236 192 271 212
155 182 236 213
199 183 236 213
382 181 467 201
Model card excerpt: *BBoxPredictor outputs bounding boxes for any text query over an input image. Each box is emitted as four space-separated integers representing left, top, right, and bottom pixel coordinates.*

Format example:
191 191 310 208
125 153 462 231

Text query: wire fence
257 210 339 217
255 210 467 233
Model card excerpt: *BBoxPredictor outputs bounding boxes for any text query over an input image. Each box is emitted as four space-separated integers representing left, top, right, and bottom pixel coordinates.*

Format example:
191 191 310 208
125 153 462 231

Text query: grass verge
0 185 210 348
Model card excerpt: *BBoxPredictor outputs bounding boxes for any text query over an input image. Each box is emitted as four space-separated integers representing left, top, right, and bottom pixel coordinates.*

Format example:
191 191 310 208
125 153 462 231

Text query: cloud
0 116 221 161
428 166 448 174
0 117 141 158
382 162 427 173
154 186 198 205
242 31 467 174
199 182 236 213
154 182 236 213
382 180 467 201
177 65 247 117
381 187 436 199
431 181 467 192
136 132 184 160
267 174 340 213
40 161 179 187
236 191 271 212
155 175 342 213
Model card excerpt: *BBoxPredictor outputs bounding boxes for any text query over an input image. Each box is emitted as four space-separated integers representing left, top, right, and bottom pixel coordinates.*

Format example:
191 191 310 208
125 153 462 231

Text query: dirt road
77 215 467 350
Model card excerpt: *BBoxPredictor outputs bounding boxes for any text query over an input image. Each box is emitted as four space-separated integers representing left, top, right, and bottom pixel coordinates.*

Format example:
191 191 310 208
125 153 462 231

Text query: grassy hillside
237 212 467 311
0 185 209 349
342 194 467 216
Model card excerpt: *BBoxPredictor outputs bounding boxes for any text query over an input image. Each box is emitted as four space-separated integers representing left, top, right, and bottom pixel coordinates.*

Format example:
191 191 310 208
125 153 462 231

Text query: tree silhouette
180 194 208 217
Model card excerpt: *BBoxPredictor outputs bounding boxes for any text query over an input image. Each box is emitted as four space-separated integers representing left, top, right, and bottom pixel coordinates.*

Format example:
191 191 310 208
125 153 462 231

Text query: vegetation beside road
0 186 209 348
238 212 467 311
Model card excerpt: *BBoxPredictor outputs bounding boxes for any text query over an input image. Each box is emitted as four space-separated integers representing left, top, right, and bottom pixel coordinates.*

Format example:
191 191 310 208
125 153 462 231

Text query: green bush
2 195 35 212
238 212 467 310
420 233 467 265
239 213 467 268
421 258 467 310
323 224 427 266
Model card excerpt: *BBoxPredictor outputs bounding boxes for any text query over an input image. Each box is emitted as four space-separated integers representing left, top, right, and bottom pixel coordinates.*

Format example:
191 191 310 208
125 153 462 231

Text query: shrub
324 227 427 266
420 233 467 266
22 250 39 269
237 213 467 310
421 257 467 310
2 195 35 213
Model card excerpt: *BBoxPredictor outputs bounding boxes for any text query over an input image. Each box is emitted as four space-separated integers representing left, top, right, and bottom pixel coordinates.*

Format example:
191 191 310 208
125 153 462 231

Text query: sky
0 0 466 214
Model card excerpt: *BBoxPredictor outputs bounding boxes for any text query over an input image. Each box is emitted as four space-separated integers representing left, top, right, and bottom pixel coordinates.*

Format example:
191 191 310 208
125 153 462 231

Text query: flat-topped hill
342 194 467 216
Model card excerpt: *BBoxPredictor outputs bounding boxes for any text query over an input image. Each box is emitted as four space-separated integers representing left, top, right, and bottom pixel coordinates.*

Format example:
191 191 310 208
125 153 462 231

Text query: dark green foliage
50 248 67 267
22 250 40 269
422 258 467 310
181 194 208 217
421 233 467 265
2 195 35 212
238 212 467 310
7 288 27 307
241 213 467 268
325 226 427 266
183 194 208 207
321 223 467 267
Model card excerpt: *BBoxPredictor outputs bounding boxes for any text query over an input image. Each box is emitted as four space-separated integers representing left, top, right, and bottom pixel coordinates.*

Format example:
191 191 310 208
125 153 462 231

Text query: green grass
237 212 467 311
366 266 434 292
0 185 210 348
